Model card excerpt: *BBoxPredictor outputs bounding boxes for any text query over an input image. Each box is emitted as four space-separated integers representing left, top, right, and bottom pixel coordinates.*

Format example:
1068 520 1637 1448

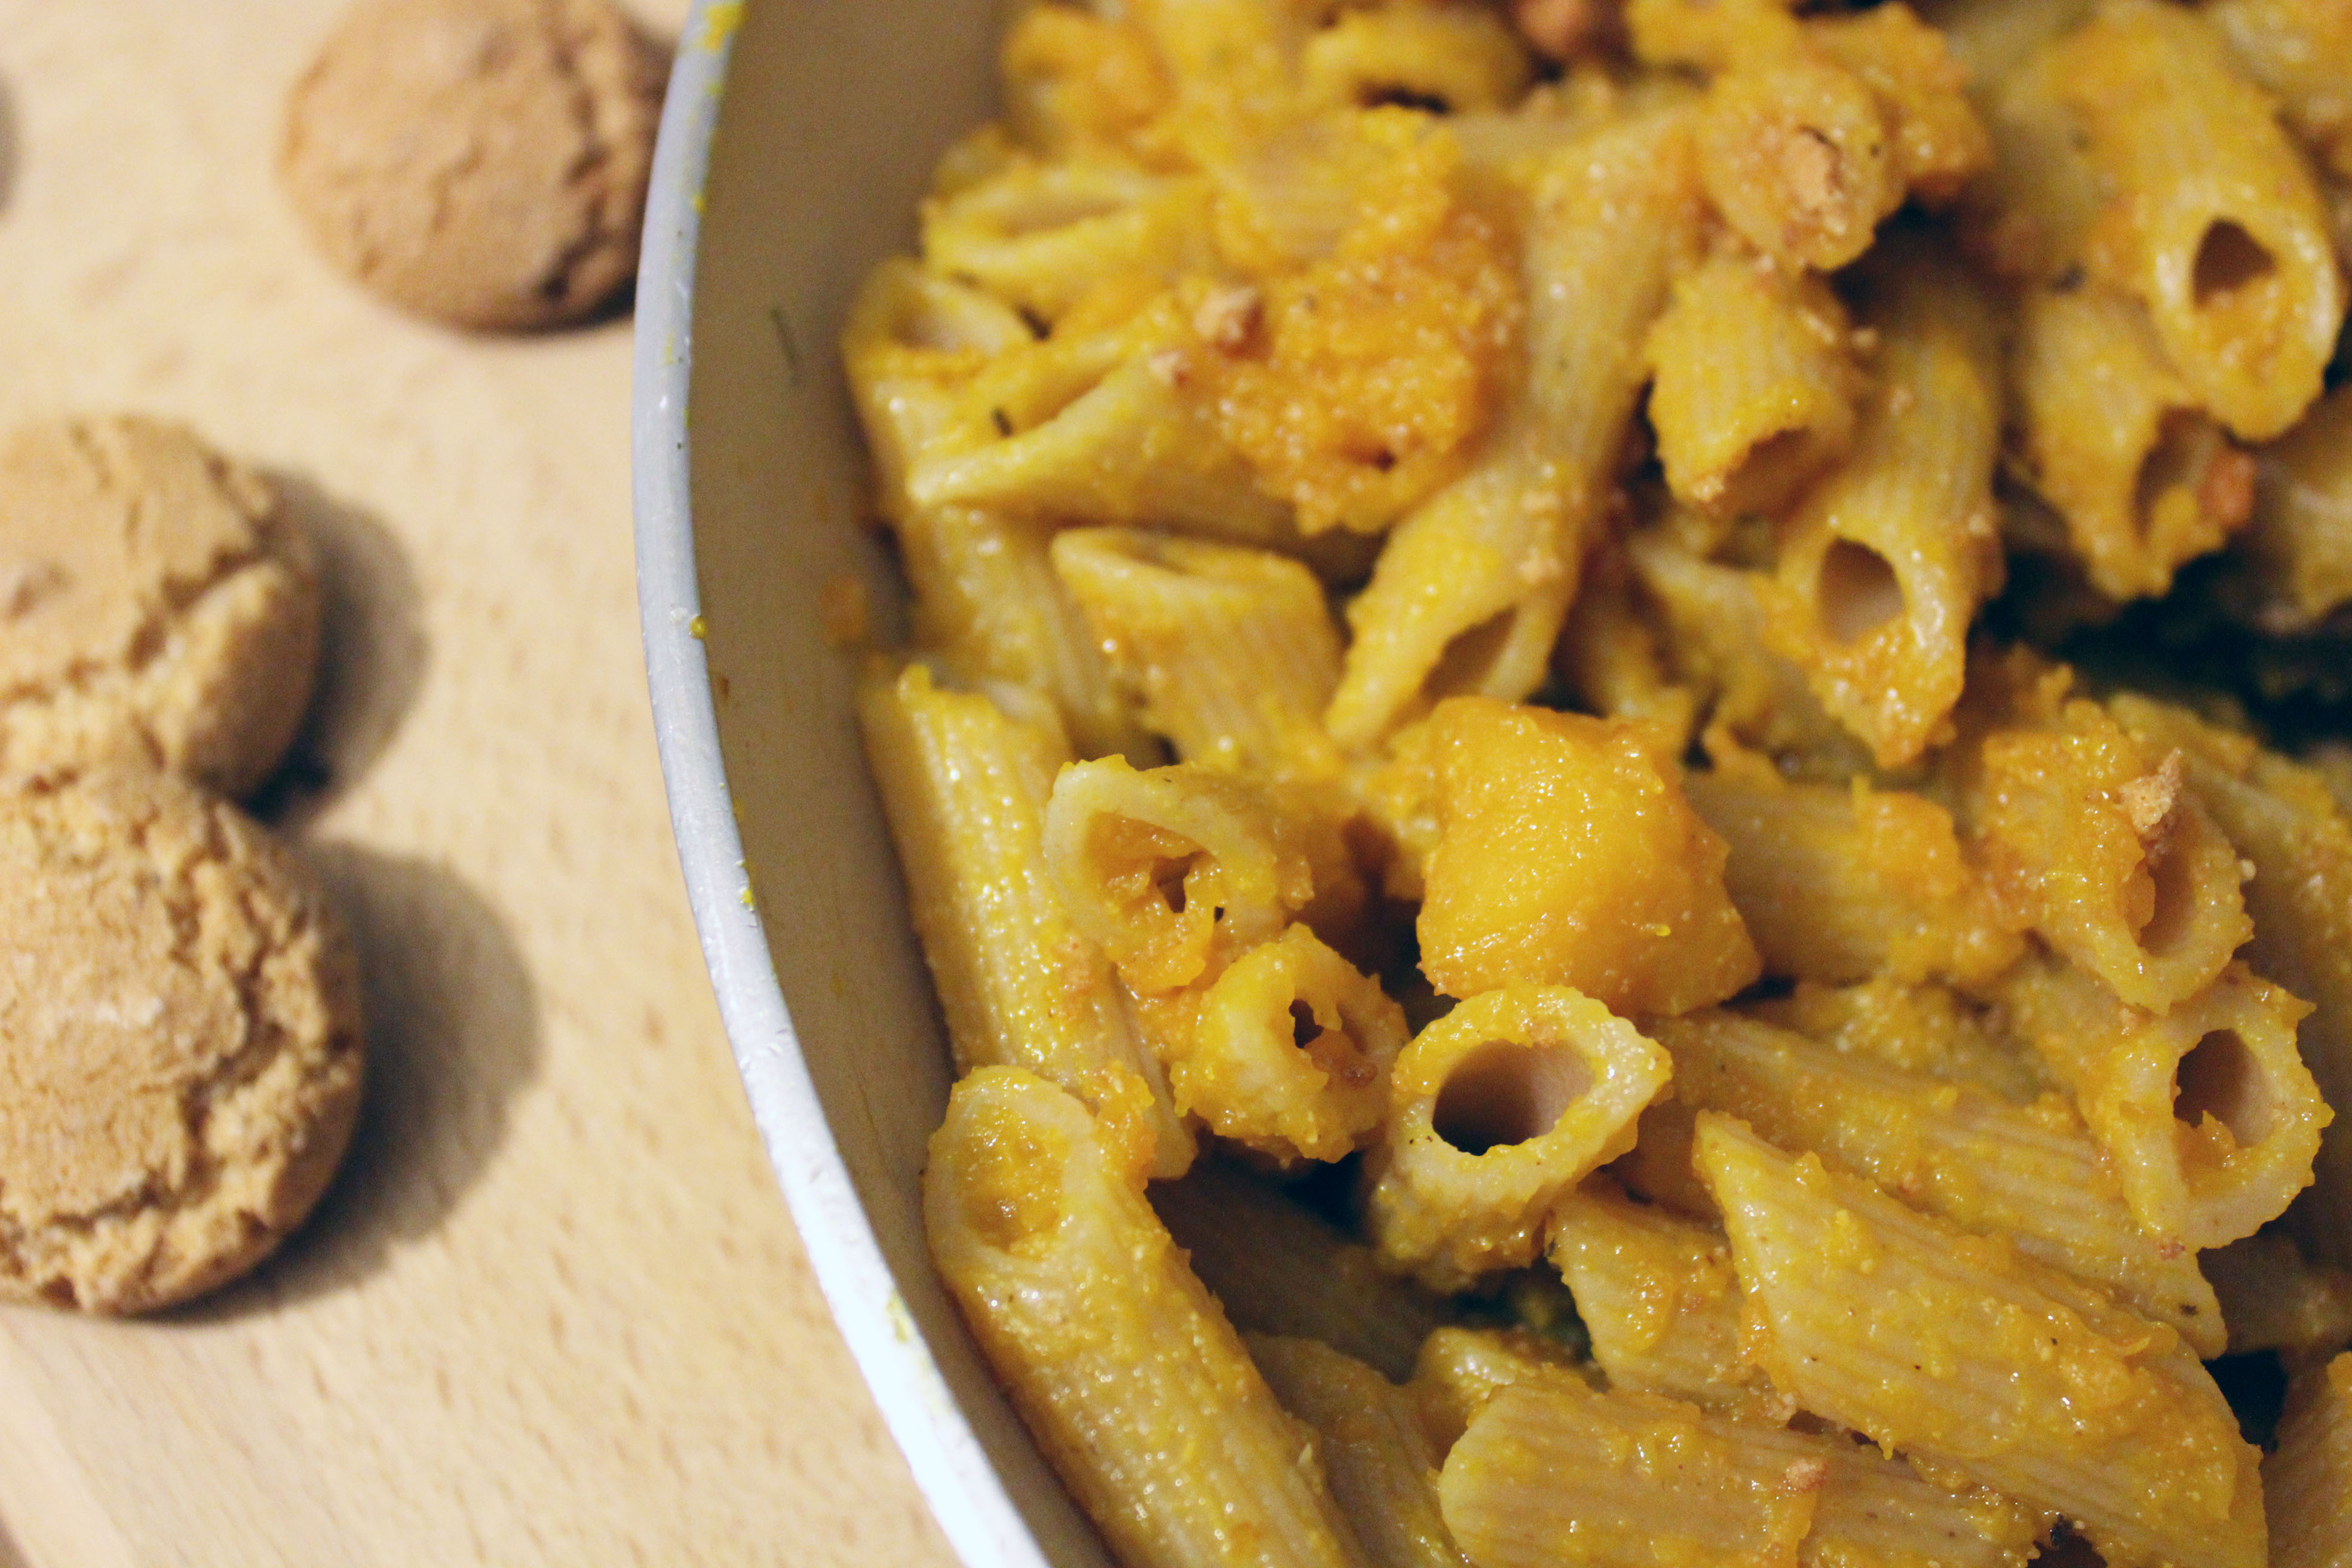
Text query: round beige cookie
280 0 665 330
0 416 323 800
0 770 364 1314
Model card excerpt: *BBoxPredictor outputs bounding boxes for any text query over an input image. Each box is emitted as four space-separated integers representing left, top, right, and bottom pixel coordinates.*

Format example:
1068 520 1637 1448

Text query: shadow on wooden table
0 74 14 219
249 470 429 830
171 847 542 1317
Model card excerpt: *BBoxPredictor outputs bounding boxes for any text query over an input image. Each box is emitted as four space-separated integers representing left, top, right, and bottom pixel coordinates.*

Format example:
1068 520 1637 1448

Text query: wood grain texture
0 4 959 1563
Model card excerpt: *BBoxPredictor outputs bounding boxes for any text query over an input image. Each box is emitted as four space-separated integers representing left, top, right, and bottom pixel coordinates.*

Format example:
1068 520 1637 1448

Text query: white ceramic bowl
631 4 1102 1565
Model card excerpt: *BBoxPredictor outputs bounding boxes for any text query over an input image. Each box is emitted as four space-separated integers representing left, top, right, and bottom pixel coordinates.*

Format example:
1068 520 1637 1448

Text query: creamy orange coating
1415 695 1758 1012
1199 120 1520 536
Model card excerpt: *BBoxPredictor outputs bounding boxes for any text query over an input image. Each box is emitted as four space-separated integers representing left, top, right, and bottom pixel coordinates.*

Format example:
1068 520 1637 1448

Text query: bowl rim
628 8 1051 1566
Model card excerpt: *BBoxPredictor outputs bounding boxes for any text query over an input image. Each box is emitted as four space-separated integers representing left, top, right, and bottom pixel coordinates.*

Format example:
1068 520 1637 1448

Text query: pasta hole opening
1290 999 1323 1048
1425 610 1517 703
1817 539 1904 645
2192 222 2276 312
1725 428 1818 515
2133 412 2223 533
2133 824 2199 959
2176 1029 2271 1150
1357 84 1452 114
1292 995 1375 1086
1154 857 1192 916
1431 1039 1592 1155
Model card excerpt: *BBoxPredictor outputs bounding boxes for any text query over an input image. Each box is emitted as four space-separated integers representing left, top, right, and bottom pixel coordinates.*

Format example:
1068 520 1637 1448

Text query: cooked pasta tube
2204 1232 2352 1357
1408 1326 1597 1455
1697 1113 2266 1568
1299 4 1533 118
1325 105 1701 752
1364 984 1672 1290
2238 382 2352 630
906 298 1299 548
1626 0 1801 73
2267 1354 2352 1568
1042 756 1313 995
2048 0 2342 441
1151 1161 1452 1385
998 2 1171 159
1438 1375 2047 1568
1744 977 2049 1103
1655 1008 2226 1351
1642 248 1862 520
1621 526 1873 780
1807 3 1991 208
1543 1182 1761 1410
921 158 1218 324
859 665 1192 1176
1683 766 2024 989
1977 697 2252 1012
1608 1098 1718 1220
2011 283 2258 601
1758 241 2006 769
1553 545 1702 752
2207 0 2352 179
1997 953 2325 1251
1249 1336 1474 1568
925 1069 1372 1568
1953 24 2105 282
842 264 1156 760
1049 527 1345 780
1412 696 1759 1015
1695 50 1902 273
1171 925 1407 1165
2110 696 2352 1268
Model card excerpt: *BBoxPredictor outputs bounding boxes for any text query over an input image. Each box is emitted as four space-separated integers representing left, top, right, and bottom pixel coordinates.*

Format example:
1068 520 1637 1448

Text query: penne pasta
1543 1180 1762 1410
1654 1007 2227 1351
2267 1354 2352 1568
858 664 1193 1174
926 1069 1372 1568
1250 1335 1474 1568
1364 984 1670 1290
2204 1231 2352 1358
1698 1112 2265 1568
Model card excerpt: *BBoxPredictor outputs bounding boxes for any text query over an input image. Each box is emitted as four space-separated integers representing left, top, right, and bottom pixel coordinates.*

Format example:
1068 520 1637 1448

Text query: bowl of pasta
637 2 2352 1566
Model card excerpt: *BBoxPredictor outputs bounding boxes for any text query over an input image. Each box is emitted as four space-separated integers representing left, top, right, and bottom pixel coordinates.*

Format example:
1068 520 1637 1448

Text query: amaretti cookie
280 0 666 330
0 769 364 1313
0 416 322 799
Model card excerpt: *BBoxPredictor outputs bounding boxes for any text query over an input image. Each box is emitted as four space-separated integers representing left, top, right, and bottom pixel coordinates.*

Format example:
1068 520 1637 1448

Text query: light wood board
0 4 959 1563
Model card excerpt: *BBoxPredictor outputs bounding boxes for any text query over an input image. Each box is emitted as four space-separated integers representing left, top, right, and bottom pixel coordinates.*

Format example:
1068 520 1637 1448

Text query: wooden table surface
0 4 959 1563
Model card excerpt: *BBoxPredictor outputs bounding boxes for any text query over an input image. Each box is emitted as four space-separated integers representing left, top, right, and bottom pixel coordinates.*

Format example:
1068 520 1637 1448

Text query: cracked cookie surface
0 416 322 799
0 770 364 1313
280 0 665 330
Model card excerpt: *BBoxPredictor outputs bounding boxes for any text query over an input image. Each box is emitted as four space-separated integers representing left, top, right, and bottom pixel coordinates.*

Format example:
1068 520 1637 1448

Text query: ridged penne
1758 240 2006 769
2238 383 2352 630
1744 977 2049 1103
1409 1325 1598 1455
2048 0 2342 441
1325 104 1700 751
1543 1182 1761 1410
1364 984 1670 1290
858 664 1192 1175
1050 527 1345 779
1174 925 1407 1165
921 158 1218 323
2267 1354 2352 1568
1250 1336 1474 1568
1041 756 1313 995
1438 1374 2046 1568
1976 696 2252 1012
925 1069 1371 1568
1683 765 2024 989
2108 695 2352 1269
1654 1008 2226 1351
1642 247 1863 519
2010 282 2257 600
1994 952 2325 1250
1698 1112 2265 1568
1151 1161 1453 1385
